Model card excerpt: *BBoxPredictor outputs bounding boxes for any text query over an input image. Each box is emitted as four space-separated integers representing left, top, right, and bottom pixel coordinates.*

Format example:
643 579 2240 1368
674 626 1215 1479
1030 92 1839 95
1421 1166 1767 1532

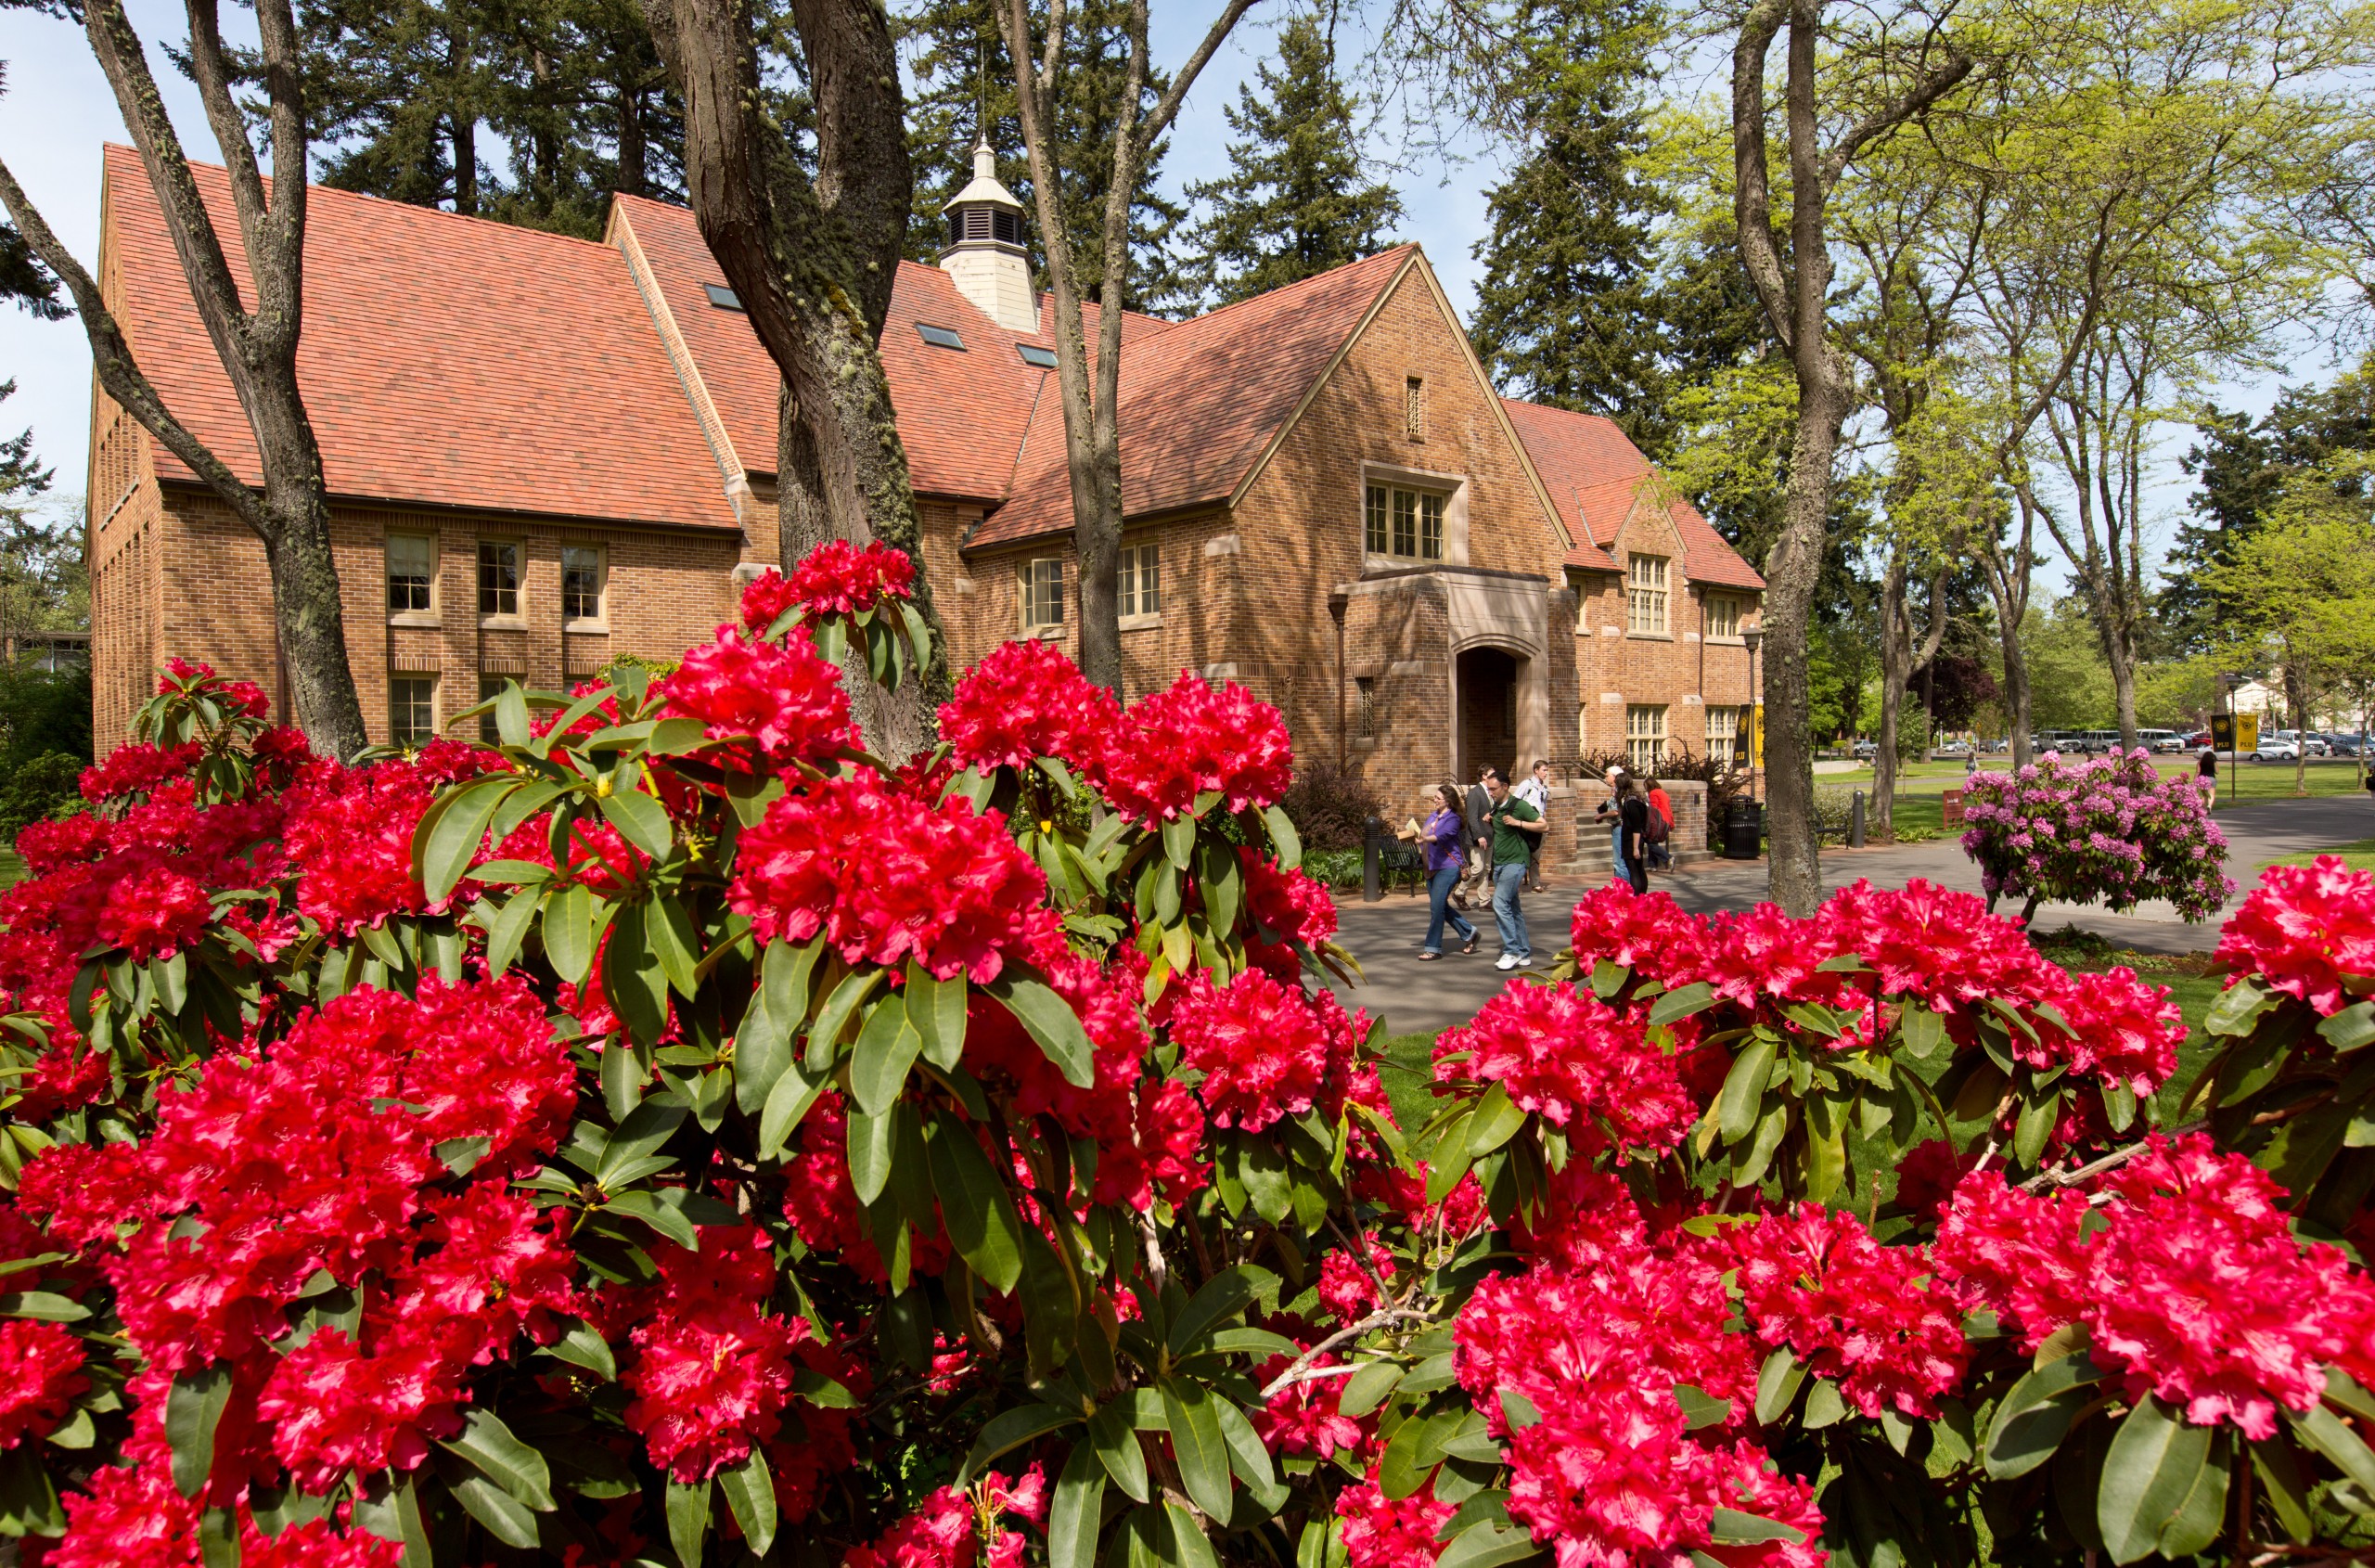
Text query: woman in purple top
1419 783 1480 959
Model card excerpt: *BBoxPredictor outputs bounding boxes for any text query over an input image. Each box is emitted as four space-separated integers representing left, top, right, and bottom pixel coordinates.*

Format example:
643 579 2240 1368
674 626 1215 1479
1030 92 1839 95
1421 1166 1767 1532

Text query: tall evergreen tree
1468 0 1670 441
293 0 687 238
900 0 1194 315
1182 12 1401 307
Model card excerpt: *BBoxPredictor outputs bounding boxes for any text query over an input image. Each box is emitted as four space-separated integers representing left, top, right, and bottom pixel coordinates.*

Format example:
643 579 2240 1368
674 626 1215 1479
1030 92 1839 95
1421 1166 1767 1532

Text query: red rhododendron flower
664 625 856 763
1317 1230 1396 1321
1253 1356 1367 1459
1337 1472 1457 1568
47 1461 199 1568
258 1327 470 1489
1241 848 1338 979
936 638 1122 775
845 1485 978 1568
94 868 211 958
789 540 918 616
1730 1204 1969 1420
729 771 1053 982
2215 856 2375 1016
1169 969 1333 1132
81 741 202 802
280 759 441 934
0 1317 88 1447
1098 670 1293 824
1432 982 1694 1157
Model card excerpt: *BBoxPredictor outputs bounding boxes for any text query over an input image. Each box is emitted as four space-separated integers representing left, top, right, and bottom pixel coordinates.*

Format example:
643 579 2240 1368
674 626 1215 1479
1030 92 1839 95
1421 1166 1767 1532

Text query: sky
0 0 2347 589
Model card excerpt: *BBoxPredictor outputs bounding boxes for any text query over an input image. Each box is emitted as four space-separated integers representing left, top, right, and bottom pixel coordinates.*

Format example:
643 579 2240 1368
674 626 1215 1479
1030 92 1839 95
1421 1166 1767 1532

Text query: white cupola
938 135 1038 334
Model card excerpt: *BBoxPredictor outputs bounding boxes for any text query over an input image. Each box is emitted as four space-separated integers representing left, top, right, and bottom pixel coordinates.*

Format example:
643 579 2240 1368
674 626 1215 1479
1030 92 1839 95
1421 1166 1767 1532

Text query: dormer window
702 283 743 312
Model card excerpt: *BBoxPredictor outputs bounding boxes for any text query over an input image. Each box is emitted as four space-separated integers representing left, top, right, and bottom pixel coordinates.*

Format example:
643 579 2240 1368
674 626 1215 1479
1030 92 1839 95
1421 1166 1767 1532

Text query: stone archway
1457 646 1521 781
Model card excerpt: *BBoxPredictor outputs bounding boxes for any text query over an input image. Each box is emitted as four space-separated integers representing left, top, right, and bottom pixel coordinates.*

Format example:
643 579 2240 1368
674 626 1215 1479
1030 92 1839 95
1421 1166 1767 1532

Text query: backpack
1642 801 1669 844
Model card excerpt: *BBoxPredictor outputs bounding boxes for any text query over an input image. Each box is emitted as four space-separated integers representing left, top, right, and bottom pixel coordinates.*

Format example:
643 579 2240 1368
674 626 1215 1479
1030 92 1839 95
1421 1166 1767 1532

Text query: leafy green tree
901 0 1195 313
1183 11 1402 308
2166 364 2375 652
1468 0 1669 440
2200 456 2375 793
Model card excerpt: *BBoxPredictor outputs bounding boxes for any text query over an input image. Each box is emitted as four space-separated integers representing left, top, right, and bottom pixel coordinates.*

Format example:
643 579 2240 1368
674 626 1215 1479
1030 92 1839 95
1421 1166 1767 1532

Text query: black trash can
1723 797 1764 860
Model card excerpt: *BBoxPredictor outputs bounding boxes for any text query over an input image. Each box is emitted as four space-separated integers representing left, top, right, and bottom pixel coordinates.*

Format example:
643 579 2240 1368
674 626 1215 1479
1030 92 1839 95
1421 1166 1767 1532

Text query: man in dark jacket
1456 766 1495 909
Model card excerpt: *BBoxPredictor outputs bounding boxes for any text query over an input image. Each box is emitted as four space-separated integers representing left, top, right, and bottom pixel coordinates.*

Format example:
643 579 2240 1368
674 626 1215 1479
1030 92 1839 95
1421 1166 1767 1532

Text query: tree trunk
648 0 951 759
1875 550 1908 834
0 0 369 757
453 114 478 215
618 83 649 199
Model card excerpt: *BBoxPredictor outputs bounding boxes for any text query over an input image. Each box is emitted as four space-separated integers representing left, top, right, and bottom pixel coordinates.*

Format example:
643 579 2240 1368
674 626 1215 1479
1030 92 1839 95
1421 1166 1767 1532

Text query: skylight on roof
917 324 967 351
703 283 743 312
1018 343 1059 368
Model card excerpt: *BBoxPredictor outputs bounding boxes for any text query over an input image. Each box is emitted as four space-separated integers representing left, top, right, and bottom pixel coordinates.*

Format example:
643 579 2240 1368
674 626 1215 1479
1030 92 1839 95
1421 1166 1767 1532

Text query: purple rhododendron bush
1 549 2373 1568
1959 749 2231 924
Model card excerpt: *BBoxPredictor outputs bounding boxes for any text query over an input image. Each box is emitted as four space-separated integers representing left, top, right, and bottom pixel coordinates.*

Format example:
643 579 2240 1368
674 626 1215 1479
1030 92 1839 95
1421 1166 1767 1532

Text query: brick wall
93 481 754 753
1576 502 1759 763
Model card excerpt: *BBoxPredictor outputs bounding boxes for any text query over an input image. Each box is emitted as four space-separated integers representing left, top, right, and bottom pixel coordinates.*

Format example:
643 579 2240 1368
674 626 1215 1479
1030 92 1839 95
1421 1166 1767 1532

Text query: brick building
89 141 1762 858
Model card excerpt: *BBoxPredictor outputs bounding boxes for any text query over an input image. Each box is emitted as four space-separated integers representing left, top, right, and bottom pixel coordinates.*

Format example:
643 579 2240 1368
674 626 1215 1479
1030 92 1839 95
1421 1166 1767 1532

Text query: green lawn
1825 756 2369 805
2266 837 2375 873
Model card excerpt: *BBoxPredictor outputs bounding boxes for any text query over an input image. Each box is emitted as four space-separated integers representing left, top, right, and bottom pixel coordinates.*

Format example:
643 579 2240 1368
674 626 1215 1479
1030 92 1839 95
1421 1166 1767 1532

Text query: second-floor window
1626 703 1668 771
1705 593 1740 639
1626 553 1669 635
391 676 436 745
1021 558 1064 631
478 541 520 617
1119 543 1161 619
561 546 604 623
1365 484 1444 562
387 534 433 613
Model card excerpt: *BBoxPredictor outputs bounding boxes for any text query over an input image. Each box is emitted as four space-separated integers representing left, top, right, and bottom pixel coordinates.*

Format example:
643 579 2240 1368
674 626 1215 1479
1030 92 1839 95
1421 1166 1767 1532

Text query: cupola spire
938 133 1036 334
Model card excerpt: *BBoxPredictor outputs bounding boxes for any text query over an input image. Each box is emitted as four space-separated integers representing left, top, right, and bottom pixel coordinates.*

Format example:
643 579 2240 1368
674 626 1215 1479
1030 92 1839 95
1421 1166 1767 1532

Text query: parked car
1935 739 1973 756
2185 731 2214 749
1852 739 1879 760
2254 739 2302 763
2277 729 2330 757
2332 734 2369 757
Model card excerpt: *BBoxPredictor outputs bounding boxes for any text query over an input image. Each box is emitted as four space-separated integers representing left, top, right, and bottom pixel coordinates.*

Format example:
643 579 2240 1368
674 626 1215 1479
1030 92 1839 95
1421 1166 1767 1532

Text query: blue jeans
1607 819 1630 882
1492 863 1531 958
1426 866 1477 953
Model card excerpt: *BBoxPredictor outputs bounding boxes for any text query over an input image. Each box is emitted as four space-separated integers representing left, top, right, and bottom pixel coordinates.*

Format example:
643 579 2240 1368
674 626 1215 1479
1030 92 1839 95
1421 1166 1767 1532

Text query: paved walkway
1323 794 2375 1040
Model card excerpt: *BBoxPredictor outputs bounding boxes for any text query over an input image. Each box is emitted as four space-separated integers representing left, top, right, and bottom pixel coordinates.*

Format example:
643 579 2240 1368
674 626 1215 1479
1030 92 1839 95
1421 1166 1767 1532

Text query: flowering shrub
1959 748 2231 922
5 572 2375 1568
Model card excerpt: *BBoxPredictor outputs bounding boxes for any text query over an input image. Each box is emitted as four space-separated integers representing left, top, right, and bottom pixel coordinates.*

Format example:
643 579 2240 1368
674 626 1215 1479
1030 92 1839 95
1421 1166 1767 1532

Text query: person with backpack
1616 778 1652 896
1643 776 1674 871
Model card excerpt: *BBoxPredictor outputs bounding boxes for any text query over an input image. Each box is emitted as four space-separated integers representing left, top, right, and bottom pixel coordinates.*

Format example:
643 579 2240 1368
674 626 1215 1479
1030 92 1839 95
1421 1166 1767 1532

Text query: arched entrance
1457 647 1521 781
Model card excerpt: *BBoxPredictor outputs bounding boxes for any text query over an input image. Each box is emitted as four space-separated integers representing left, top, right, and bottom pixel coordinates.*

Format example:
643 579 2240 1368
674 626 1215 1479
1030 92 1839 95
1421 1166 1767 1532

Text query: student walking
2199 745 2219 808
1456 765 1495 909
1514 759 1552 892
1416 784 1479 959
1481 767 1547 969
1643 775 1674 871
1616 778 1652 895
1594 765 1630 884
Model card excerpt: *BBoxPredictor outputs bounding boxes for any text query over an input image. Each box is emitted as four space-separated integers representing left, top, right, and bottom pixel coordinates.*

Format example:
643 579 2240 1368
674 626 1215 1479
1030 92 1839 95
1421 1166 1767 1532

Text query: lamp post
1741 625 1765 802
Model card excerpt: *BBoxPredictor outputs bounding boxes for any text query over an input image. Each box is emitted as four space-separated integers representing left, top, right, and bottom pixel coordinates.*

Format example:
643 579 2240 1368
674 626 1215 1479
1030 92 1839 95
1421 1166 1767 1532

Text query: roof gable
969 247 1419 547
1500 399 1765 590
101 147 733 529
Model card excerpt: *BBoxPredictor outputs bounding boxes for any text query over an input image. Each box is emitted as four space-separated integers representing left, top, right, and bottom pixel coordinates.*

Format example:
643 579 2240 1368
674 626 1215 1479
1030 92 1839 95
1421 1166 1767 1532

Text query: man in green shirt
1479 767 1546 970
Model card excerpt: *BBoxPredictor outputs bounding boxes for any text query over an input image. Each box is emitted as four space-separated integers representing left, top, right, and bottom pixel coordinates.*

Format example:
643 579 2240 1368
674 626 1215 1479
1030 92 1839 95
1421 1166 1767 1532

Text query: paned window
1625 703 1668 772
391 676 436 745
1706 704 1740 754
561 546 604 623
478 541 520 617
1405 377 1426 440
387 534 433 614
1364 484 1446 562
1706 594 1740 639
1119 543 1161 619
1626 554 1669 635
1021 558 1064 630
1355 676 1377 739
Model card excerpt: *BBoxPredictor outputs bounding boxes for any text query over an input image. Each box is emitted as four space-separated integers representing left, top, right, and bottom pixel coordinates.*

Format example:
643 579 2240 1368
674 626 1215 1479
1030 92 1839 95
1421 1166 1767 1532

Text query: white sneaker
1496 953 1520 970
1514 955 1535 969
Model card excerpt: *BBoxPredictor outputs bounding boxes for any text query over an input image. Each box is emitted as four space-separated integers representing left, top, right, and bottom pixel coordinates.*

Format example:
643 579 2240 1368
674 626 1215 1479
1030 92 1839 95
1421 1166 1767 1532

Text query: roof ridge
110 144 625 256
1169 244 1413 332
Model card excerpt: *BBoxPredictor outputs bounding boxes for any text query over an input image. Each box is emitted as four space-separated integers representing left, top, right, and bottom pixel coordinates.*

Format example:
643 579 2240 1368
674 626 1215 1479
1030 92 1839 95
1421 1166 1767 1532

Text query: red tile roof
971 248 1417 547
614 197 1060 502
104 147 736 529
1499 399 1764 590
